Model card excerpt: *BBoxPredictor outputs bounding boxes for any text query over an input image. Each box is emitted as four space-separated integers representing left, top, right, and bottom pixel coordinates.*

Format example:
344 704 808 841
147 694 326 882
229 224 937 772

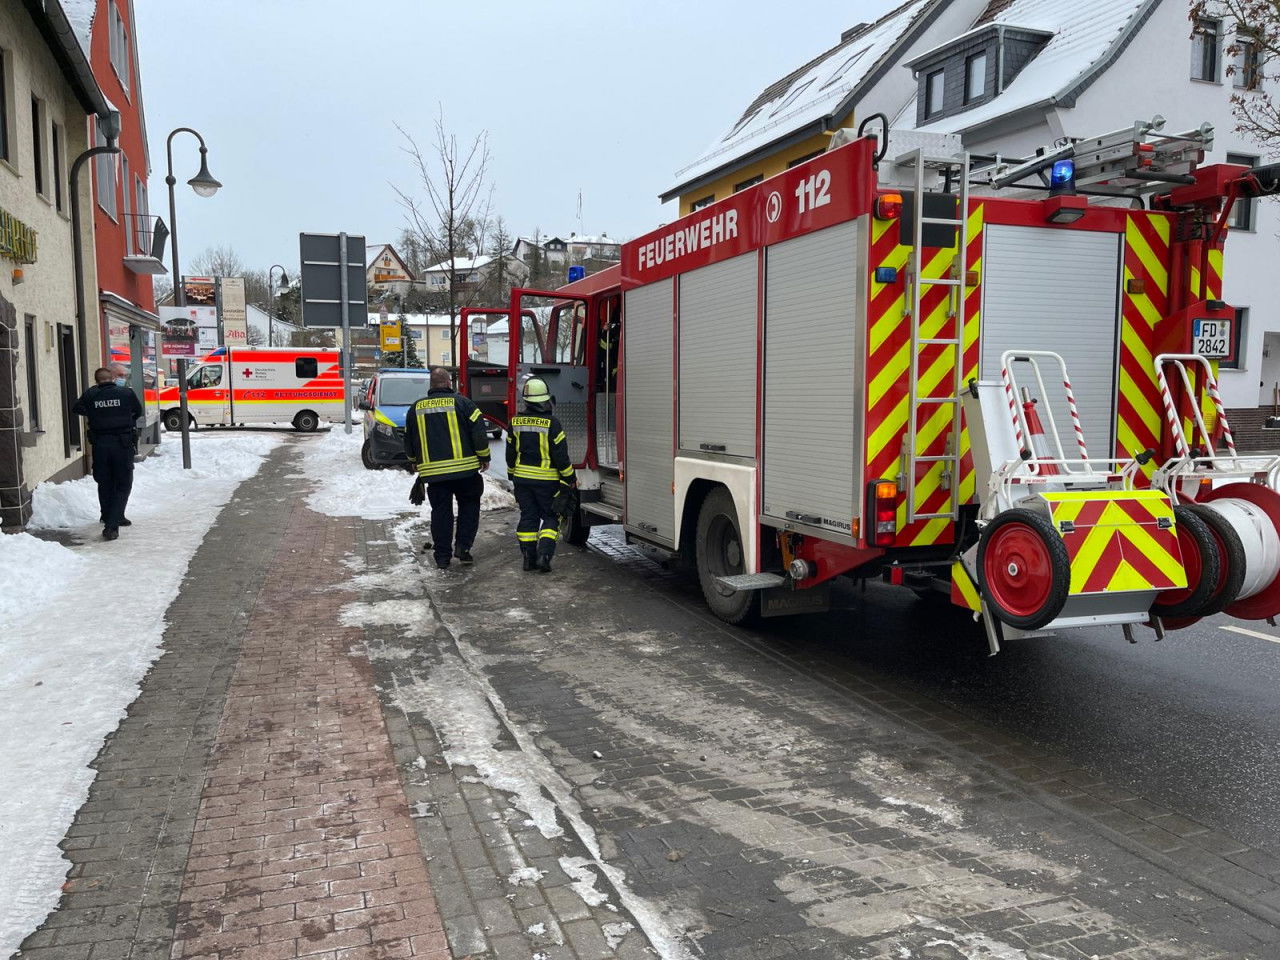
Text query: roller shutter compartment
678 252 758 459
763 220 860 537
623 278 675 544
980 225 1122 456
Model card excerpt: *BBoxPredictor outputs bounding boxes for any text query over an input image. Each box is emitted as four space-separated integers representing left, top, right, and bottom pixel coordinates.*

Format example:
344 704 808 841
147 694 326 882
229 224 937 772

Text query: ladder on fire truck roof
899 146 971 523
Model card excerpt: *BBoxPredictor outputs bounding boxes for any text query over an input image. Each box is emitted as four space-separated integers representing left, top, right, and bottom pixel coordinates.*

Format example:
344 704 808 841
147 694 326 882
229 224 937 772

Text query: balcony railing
123 213 169 275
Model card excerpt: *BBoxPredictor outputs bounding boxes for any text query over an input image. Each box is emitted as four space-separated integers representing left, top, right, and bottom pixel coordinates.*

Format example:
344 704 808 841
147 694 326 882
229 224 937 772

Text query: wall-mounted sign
0 209 37 264
182 276 216 305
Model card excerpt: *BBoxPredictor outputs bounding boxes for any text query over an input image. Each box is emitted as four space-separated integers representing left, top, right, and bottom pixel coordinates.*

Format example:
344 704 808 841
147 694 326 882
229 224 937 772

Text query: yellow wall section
677 118 851 216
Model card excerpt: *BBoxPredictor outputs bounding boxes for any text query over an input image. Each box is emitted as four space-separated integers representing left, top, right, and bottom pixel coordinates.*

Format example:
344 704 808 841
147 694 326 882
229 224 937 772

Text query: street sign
299 232 367 328
380 317 402 351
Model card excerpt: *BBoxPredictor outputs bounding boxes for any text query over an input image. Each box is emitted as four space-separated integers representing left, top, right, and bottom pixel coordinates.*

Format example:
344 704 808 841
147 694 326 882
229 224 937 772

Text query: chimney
841 22 868 43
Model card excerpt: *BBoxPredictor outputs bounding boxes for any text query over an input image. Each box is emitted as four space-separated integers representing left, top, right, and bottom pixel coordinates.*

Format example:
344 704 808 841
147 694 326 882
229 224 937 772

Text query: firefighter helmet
522 377 551 404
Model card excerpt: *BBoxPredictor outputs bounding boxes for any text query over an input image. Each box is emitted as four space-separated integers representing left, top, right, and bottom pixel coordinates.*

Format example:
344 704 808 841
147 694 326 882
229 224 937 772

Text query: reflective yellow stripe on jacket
415 397 479 478
509 415 561 481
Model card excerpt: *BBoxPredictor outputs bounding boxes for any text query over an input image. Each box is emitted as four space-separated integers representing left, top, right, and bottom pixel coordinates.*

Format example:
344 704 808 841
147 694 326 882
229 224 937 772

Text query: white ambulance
158 347 346 431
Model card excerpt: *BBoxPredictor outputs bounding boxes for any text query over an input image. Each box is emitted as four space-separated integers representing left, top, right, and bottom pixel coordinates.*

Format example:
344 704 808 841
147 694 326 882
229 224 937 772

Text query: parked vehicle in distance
358 368 432 469
158 348 345 431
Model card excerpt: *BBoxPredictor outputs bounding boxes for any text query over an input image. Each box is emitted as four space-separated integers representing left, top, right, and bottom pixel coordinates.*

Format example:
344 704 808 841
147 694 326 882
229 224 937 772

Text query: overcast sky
134 0 900 274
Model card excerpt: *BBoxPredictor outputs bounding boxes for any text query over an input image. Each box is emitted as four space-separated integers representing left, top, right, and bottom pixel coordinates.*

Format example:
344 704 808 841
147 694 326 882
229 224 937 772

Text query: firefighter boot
536 542 554 574
521 545 536 572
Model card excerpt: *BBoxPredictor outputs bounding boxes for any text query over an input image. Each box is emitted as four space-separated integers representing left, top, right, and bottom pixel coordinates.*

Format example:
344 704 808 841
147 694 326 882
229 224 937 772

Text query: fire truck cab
462 117 1280 651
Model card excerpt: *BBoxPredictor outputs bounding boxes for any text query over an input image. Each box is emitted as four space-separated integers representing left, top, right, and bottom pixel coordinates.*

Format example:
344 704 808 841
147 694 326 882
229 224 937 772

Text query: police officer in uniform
72 366 143 541
403 368 491 569
506 377 575 573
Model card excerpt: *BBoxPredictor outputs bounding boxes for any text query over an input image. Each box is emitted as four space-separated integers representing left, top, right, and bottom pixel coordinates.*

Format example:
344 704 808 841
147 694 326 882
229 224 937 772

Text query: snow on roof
422 255 493 273
667 0 933 193
905 19 1053 67
367 313 455 326
60 0 96 58
566 235 618 246
905 0 1151 134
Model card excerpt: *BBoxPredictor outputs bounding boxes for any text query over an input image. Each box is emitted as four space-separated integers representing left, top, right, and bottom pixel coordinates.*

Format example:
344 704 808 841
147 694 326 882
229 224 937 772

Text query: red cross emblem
242 368 253 379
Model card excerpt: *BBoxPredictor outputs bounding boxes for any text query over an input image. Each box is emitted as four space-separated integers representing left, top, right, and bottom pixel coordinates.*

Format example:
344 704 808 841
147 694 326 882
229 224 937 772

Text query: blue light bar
1050 159 1075 186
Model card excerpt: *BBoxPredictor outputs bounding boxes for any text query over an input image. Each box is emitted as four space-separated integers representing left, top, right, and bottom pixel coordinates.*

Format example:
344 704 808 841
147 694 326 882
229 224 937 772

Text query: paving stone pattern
14 448 307 960
399 517 1280 960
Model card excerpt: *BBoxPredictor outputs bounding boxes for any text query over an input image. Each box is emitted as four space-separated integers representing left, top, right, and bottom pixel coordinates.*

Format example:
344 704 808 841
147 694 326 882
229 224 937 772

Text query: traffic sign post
299 232 368 434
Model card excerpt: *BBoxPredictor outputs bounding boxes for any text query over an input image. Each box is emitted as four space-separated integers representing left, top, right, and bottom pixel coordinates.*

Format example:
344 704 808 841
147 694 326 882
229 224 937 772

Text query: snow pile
603 921 635 949
299 428 513 520
0 431 282 958
507 866 546 887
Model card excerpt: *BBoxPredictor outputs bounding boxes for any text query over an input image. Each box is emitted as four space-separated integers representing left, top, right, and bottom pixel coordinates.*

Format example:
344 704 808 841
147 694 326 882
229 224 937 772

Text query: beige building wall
0 2 102 492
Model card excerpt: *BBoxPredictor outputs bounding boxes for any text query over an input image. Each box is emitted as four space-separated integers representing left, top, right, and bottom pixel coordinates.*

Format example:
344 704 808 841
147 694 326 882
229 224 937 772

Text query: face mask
114 378 127 387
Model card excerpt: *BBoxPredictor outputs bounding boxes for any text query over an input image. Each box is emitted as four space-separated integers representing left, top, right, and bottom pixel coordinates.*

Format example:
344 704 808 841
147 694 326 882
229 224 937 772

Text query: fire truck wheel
1181 504 1246 616
293 410 321 432
564 509 591 548
977 509 1069 630
696 488 759 625
1150 506 1221 620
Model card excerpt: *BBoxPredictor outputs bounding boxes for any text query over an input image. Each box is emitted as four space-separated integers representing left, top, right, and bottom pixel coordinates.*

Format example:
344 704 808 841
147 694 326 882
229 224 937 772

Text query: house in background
73 0 164 453
660 0 987 215
0 0 113 529
418 254 528 295
366 242 416 298
893 0 1278 433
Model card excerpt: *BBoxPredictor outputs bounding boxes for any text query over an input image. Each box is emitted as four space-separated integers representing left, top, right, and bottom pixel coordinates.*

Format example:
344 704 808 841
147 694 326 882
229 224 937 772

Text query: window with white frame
121 154 132 252
108 2 130 95
95 126 117 219
1192 17 1221 81
1227 153 1257 231
1233 32 1261 90
965 51 987 103
925 69 945 117
134 176 149 254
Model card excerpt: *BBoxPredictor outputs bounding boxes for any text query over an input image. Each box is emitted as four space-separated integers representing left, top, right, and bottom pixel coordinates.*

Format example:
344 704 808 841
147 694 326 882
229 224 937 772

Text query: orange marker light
875 192 903 220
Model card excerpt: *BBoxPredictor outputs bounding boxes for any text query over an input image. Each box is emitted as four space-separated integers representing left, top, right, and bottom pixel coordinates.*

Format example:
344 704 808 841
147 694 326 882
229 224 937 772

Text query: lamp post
164 127 222 468
267 264 288 347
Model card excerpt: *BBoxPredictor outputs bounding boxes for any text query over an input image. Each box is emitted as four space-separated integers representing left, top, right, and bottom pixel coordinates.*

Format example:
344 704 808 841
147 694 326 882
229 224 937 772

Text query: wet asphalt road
757 582 1280 857
586 530 1280 859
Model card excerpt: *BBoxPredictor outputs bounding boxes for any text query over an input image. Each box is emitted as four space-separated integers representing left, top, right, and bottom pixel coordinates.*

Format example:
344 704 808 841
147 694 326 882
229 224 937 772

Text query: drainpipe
69 111 121 394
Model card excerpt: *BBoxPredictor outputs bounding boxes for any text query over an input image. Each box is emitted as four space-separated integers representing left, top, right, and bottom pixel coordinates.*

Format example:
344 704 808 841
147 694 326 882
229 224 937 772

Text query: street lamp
164 126 221 469
268 264 288 347
164 126 221 309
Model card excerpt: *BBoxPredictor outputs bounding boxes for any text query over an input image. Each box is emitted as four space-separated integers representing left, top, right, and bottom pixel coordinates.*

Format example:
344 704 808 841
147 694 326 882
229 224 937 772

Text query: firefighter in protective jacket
404 368 491 569
507 377 575 573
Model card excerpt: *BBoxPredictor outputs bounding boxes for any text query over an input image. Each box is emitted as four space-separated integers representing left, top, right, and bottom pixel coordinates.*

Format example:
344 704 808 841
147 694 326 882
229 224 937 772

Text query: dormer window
924 70 945 118
965 52 987 102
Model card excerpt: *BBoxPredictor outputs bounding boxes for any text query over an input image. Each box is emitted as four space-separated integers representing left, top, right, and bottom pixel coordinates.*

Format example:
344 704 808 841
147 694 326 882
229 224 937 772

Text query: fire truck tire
1151 506 1222 619
162 409 192 432
1181 504 1246 616
695 488 758 625
977 509 1069 630
293 410 321 432
564 509 591 548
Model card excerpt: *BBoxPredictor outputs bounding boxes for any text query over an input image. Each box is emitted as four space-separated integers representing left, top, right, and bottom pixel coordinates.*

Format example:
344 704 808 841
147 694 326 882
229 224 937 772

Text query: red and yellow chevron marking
1041 491 1187 594
1117 213 1171 485
864 203 983 547
950 559 981 611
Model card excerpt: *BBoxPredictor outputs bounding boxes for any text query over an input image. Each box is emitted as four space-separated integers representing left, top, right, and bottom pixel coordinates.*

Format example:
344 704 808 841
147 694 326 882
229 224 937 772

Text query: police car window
295 357 318 379
378 377 431 406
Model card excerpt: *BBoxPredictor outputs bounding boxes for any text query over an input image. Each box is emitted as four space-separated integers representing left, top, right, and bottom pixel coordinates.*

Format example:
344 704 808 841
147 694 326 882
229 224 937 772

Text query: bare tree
393 108 492 366
187 246 269 308
1191 1 1280 153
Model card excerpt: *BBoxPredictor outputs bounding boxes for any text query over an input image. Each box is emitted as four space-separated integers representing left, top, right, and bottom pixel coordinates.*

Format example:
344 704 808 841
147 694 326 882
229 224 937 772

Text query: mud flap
761 584 831 618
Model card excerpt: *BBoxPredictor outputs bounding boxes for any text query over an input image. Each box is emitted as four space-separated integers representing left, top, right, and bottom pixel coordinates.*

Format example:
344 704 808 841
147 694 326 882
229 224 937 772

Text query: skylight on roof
771 78 815 117
821 46 870 89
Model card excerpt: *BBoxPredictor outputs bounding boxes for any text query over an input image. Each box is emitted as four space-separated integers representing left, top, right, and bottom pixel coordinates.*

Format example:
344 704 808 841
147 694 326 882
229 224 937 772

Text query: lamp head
188 149 221 198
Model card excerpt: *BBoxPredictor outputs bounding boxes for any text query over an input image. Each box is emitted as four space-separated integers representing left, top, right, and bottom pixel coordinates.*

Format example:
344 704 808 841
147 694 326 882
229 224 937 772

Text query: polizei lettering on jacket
94 398 122 408
636 209 739 273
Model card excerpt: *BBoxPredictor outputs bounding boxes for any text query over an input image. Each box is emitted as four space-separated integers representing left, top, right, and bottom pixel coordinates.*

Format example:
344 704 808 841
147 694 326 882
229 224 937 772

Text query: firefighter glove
409 476 426 506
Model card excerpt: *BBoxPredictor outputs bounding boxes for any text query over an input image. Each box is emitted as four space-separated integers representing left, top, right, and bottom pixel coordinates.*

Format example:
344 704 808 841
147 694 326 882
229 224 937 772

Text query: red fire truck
459 117 1280 651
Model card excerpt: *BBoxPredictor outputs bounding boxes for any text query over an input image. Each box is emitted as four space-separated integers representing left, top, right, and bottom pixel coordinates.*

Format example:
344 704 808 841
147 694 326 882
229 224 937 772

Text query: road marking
1221 625 1280 645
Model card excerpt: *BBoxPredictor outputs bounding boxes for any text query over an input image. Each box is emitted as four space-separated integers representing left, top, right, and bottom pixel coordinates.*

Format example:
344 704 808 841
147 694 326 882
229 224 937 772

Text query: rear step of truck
582 473 624 522
717 573 786 593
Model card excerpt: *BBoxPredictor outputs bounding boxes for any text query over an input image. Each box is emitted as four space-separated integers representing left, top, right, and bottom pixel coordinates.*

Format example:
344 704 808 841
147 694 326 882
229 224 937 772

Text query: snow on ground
0 431 282 958
298 428 513 521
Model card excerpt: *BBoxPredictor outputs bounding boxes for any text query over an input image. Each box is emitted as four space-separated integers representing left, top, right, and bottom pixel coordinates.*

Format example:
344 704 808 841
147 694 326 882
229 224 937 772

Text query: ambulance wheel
162 409 191 432
696 487 758 625
293 410 320 432
1150 506 1221 619
977 509 1069 630
1182 504 1246 616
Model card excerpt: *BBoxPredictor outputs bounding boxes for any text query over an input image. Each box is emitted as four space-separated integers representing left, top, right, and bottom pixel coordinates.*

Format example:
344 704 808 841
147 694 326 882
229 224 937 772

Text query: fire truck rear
459 117 1280 651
